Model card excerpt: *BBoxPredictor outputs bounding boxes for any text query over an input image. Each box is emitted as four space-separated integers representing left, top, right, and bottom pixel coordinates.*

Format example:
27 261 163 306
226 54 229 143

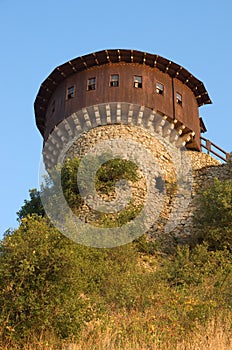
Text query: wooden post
226 153 231 162
206 139 211 155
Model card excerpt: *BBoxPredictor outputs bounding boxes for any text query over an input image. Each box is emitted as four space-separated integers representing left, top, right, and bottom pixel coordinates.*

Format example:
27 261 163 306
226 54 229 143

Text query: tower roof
34 49 212 135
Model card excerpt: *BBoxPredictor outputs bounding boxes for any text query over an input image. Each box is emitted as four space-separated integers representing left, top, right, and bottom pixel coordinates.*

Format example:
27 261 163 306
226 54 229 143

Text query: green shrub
162 244 232 289
194 178 232 251
95 158 138 194
0 215 139 343
0 216 93 342
60 157 83 210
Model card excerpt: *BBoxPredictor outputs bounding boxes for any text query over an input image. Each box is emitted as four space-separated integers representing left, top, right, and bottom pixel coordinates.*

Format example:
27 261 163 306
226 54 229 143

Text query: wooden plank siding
43 62 200 150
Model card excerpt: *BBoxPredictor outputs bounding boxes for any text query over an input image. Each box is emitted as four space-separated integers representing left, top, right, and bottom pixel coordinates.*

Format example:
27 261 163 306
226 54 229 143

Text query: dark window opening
134 76 142 88
110 74 119 87
87 77 96 91
176 92 182 106
155 176 165 194
156 82 164 95
67 86 75 100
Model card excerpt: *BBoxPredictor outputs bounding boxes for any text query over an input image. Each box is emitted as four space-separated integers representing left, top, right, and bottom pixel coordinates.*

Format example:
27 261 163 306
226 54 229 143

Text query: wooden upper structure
34 49 212 151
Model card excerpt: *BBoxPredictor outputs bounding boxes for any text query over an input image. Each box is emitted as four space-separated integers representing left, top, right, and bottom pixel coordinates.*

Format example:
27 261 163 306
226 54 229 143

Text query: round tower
35 49 218 248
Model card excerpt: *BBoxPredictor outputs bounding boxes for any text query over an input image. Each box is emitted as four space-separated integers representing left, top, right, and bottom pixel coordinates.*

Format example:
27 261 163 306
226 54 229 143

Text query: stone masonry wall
168 152 231 247
65 123 231 247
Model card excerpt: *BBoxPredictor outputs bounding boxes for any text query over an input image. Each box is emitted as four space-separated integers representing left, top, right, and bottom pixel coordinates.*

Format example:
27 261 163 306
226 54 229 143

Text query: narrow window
134 76 142 88
87 77 96 91
67 86 75 100
156 82 164 95
176 92 182 105
110 74 119 87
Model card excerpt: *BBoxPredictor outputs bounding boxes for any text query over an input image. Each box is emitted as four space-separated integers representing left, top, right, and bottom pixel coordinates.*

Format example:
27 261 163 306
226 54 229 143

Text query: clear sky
0 0 231 236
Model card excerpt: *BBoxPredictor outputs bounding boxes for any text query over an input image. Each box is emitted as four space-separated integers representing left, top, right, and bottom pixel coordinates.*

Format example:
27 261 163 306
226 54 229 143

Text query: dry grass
176 318 232 350
1 314 231 350
65 315 232 350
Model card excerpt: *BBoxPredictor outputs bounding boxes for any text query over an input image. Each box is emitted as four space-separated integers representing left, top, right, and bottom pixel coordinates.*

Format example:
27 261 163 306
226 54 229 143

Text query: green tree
194 178 232 251
0 215 92 342
0 214 139 345
17 188 45 220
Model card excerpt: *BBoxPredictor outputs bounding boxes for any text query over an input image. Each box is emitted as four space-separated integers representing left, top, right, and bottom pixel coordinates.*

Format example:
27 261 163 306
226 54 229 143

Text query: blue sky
0 0 231 236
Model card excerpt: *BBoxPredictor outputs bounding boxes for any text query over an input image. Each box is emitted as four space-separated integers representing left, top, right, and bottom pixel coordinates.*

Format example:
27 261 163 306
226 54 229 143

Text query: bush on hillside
193 178 232 251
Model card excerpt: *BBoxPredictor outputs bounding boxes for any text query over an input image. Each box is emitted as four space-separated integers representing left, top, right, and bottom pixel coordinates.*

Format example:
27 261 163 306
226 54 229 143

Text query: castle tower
35 50 230 247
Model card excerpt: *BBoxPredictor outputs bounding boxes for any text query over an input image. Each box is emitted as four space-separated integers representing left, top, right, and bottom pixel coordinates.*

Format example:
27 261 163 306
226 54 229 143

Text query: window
134 76 142 88
156 82 164 95
176 92 182 105
110 74 119 87
67 86 75 100
87 77 96 91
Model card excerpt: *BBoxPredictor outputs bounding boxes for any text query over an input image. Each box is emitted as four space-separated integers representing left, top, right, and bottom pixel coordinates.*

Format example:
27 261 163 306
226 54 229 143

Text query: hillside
0 160 232 349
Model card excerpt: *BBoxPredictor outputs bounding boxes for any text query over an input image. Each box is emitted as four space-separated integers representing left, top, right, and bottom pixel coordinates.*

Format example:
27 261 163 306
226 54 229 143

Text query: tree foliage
0 216 91 341
194 178 232 251
0 215 138 343
17 189 45 220
18 157 140 227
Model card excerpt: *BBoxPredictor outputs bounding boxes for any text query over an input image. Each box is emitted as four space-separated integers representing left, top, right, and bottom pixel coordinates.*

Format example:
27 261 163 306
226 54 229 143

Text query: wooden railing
201 137 230 163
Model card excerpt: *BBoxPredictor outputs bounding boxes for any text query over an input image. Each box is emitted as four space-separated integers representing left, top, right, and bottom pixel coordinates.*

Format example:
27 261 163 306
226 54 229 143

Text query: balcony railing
200 137 230 163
